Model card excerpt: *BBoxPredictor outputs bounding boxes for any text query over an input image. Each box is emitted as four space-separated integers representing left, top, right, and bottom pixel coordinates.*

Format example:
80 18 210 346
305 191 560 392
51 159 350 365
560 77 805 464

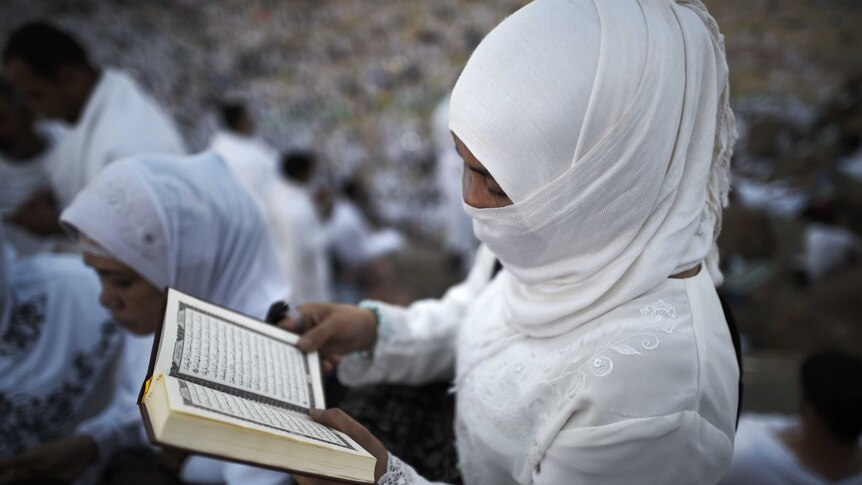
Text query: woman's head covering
450 0 736 337
60 151 289 318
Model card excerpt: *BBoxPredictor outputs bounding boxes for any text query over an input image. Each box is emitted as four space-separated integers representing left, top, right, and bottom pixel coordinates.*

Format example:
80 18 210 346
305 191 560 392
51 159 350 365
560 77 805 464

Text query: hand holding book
139 289 379 483
277 303 379 374
276 303 390 484
294 409 388 485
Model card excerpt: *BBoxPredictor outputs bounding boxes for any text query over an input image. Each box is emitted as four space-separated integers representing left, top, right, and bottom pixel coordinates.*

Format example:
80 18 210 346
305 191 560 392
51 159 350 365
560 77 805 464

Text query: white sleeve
338 245 496 387
532 411 733 485
76 332 154 457
376 453 446 485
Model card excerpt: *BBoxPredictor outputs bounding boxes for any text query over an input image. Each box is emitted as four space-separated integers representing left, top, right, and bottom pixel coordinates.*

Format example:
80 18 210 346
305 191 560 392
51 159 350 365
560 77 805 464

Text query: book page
175 379 356 451
154 289 325 414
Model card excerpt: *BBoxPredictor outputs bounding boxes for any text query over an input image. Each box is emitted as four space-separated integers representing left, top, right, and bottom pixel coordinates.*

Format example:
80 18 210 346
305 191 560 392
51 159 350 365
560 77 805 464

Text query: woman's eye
114 279 134 289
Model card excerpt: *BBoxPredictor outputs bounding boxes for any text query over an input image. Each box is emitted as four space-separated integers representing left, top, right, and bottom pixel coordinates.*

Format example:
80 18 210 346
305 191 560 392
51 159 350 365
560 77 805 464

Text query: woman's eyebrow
96 269 133 277
466 164 491 176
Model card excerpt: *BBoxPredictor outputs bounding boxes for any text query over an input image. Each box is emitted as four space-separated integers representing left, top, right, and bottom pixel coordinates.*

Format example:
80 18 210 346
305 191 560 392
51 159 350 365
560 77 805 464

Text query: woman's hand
0 434 97 482
293 408 388 485
278 303 378 372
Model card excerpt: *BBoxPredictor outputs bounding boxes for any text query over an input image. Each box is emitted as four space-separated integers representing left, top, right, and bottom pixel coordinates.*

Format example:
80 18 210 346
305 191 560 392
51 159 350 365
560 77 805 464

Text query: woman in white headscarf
285 1 739 484
3 152 292 484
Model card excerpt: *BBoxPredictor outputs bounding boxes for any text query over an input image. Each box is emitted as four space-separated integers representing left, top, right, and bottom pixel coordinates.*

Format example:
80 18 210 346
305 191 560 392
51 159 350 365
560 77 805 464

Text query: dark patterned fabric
0 294 47 356
0 321 121 458
339 382 463 484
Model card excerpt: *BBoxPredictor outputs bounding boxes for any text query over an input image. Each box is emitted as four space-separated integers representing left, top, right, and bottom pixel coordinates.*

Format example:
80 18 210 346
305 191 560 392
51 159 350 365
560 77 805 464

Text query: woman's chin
114 316 158 335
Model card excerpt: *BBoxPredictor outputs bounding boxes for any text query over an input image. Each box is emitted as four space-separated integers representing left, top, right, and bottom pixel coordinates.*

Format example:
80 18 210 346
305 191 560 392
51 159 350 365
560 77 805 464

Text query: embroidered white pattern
544 299 679 399
456 298 681 478
377 453 419 485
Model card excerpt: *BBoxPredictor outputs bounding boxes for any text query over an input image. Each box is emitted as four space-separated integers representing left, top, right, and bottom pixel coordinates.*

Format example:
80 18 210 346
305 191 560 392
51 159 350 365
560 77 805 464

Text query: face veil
450 0 736 337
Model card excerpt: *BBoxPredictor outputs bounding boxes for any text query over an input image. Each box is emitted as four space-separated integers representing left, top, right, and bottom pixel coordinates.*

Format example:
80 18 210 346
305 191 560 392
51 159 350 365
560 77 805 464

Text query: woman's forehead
82 252 132 272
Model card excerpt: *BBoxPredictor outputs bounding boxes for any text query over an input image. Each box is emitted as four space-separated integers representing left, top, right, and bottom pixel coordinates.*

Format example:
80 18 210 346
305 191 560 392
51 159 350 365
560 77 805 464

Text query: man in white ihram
2 21 186 232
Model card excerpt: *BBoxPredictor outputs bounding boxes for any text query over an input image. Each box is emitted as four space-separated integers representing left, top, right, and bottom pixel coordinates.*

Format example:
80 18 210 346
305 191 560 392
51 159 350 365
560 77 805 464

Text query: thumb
297 320 338 353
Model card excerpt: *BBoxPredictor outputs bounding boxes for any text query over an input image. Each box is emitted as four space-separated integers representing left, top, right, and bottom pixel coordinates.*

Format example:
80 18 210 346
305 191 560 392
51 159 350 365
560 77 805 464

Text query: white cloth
0 224 123 459
266 180 333 304
324 199 404 270
432 95 478 268
50 68 185 209
60 152 291 485
719 414 862 485
210 130 333 304
802 223 862 284
75 332 154 473
0 122 67 256
341 245 739 485
340 0 740 482
208 130 278 209
60 151 288 317
450 0 736 339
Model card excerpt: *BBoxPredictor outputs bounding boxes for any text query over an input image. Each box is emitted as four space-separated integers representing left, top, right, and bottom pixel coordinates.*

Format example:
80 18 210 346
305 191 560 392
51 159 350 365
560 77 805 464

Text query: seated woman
287 0 740 484
0 223 129 482
2 152 291 484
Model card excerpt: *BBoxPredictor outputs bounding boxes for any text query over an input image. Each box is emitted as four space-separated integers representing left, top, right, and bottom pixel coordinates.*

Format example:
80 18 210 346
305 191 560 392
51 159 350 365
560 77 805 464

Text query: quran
138 288 376 484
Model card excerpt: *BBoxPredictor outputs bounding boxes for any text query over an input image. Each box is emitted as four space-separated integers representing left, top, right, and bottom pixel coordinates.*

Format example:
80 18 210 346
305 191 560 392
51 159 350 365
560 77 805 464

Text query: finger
309 408 369 443
321 360 333 374
276 316 301 333
309 408 388 480
297 321 338 353
309 408 354 433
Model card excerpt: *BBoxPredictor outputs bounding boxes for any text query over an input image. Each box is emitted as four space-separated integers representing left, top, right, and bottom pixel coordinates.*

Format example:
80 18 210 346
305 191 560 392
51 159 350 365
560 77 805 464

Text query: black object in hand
265 300 289 325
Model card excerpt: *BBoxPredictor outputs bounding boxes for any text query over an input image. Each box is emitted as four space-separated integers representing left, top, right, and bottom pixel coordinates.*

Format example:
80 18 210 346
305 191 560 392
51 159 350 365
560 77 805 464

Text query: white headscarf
60 151 289 318
450 0 736 338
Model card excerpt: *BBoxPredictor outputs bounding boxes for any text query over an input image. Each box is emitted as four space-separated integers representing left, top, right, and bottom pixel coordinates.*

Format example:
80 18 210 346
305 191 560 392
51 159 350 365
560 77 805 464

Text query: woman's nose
99 288 122 311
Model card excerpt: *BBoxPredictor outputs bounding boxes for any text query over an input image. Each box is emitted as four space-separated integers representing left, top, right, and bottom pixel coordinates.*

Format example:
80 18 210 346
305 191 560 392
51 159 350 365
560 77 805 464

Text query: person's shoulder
557 284 701 421
95 68 184 148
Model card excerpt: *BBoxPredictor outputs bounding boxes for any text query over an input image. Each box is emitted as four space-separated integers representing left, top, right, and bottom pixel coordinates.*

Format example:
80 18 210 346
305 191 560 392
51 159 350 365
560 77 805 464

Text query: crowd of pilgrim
1 1 860 484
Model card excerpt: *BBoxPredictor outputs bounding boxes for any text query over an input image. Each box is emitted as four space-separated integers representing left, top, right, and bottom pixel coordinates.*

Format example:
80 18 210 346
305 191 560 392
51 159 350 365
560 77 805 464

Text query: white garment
324 199 404 270
0 122 67 256
208 130 278 209
267 180 333 304
210 130 333 304
0 224 124 461
341 246 739 485
75 332 154 480
60 152 291 485
341 0 740 480
719 414 862 485
450 0 736 338
802 223 862 284
50 68 185 209
432 95 478 269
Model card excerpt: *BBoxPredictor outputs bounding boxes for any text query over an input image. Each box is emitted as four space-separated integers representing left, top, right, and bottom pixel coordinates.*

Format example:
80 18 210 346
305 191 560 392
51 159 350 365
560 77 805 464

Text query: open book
138 288 376 484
